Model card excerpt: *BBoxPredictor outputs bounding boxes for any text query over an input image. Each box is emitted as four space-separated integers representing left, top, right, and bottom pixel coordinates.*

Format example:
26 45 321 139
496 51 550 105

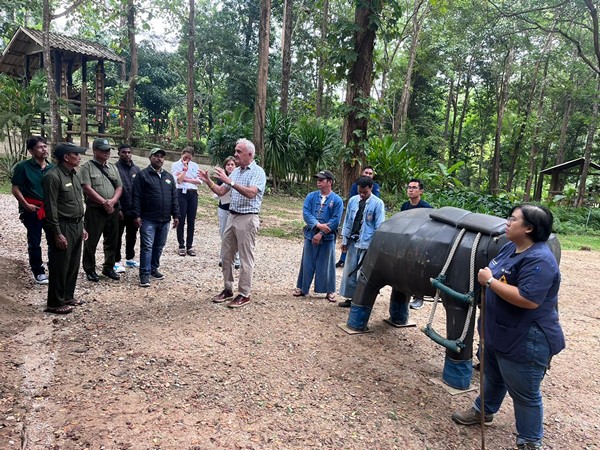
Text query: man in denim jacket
338 177 385 307
293 170 343 302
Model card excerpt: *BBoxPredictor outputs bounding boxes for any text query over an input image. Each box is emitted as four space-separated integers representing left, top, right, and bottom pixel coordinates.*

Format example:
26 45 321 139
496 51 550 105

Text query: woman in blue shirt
452 204 565 450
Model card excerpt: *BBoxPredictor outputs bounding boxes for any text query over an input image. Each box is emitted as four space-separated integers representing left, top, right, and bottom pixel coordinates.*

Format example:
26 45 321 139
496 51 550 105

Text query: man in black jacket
132 148 179 287
115 144 141 270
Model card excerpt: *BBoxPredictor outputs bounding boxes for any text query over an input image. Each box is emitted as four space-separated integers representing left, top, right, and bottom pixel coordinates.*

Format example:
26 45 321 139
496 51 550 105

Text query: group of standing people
11 137 563 448
11 136 266 312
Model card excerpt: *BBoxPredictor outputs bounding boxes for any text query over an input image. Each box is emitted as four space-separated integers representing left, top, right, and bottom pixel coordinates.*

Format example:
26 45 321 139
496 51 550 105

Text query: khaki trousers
221 213 259 297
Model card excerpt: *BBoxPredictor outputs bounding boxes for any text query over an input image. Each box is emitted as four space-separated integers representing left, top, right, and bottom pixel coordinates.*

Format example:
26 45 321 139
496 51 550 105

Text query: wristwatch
486 277 494 287
230 180 235 188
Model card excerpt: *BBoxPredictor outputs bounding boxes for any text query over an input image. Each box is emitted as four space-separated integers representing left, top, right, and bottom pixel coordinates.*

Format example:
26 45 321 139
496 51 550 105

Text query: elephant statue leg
346 271 381 331
388 289 410 325
441 295 477 390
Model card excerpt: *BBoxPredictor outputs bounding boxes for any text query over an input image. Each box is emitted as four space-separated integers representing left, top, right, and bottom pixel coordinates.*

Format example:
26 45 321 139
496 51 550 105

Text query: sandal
187 248 196 256
292 288 306 297
178 248 186 256
65 298 85 306
44 305 74 315
326 292 336 303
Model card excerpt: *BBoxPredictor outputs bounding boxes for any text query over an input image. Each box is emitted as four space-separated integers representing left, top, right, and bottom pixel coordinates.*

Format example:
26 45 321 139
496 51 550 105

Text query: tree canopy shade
2 0 600 204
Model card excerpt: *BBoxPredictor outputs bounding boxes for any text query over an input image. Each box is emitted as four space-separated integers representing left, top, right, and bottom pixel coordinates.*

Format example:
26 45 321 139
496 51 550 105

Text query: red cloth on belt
24 196 45 220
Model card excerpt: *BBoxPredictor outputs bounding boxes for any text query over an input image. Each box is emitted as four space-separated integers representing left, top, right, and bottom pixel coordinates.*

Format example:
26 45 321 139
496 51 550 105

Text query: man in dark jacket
132 148 179 287
115 144 141 270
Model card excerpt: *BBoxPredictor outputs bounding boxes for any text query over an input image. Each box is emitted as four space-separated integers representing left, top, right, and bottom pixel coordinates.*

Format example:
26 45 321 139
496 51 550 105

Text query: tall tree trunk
186 0 195 145
505 32 553 192
315 0 328 118
253 0 271 160
454 68 472 162
124 0 137 145
575 77 599 207
524 57 549 201
550 52 577 194
443 78 453 142
393 0 428 137
280 0 293 115
341 0 383 197
491 48 514 195
43 0 60 145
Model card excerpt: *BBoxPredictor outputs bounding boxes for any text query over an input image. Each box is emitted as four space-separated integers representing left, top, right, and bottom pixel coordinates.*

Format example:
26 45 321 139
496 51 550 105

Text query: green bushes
551 206 600 236
206 107 252 165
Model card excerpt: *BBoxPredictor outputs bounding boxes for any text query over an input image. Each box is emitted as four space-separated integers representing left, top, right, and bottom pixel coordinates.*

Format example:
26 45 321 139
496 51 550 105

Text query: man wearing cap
42 142 88 314
11 136 53 285
132 148 179 287
293 170 343 302
115 144 141 270
337 176 385 307
199 138 266 308
80 138 123 282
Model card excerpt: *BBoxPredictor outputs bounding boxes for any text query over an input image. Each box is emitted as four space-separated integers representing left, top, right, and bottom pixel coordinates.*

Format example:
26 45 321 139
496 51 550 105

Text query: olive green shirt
42 164 85 237
80 159 122 208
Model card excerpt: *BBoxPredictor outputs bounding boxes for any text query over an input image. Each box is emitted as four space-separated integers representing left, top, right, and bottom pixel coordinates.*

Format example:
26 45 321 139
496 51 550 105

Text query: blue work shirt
341 194 386 249
302 190 343 242
485 241 565 362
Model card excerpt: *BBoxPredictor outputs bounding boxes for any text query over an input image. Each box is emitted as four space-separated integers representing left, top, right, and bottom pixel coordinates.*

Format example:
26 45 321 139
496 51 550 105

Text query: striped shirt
229 161 267 214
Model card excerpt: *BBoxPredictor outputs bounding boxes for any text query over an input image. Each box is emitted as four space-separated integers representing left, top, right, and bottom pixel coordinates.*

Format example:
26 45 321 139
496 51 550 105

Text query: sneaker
452 407 493 426
517 442 543 449
227 294 251 308
234 263 240 270
125 259 139 268
34 274 49 285
114 263 126 274
139 274 150 287
335 261 344 268
178 248 186 256
409 297 424 310
338 299 351 307
212 289 234 303
150 270 165 280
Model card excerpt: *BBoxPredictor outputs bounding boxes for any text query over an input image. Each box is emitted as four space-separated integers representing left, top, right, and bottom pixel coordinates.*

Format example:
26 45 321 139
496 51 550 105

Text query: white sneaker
125 259 139 268
34 274 49 285
114 263 126 274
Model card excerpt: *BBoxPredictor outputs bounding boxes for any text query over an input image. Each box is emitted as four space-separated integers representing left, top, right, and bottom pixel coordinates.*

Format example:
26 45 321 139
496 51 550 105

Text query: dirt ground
0 188 599 450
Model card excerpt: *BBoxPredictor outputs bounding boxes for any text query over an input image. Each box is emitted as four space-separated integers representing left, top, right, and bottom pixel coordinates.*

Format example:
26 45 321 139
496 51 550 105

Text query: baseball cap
54 142 87 159
92 138 111 150
314 170 334 180
149 148 166 157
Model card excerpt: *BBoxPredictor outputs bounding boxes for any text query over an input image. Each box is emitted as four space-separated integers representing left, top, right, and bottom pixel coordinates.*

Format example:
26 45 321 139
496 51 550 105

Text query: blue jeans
474 324 550 446
139 219 170 275
338 241 366 299
21 211 45 276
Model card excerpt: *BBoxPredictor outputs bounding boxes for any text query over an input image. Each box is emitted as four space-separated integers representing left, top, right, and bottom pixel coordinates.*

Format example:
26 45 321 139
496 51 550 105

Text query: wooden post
80 56 88 148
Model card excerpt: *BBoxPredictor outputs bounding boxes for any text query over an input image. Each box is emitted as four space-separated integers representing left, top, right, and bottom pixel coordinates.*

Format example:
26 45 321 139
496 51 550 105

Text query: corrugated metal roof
0 26 124 78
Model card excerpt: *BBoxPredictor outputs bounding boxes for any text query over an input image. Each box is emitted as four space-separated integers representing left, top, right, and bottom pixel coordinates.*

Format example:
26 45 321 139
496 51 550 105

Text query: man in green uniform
42 142 87 314
11 136 53 284
80 138 123 282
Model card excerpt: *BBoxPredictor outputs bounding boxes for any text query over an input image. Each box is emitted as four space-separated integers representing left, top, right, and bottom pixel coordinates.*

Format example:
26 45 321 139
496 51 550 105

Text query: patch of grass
0 178 11 194
556 234 600 251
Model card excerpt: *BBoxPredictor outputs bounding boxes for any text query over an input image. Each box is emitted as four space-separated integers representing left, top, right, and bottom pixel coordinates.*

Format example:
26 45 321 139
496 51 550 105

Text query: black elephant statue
346 206 561 390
